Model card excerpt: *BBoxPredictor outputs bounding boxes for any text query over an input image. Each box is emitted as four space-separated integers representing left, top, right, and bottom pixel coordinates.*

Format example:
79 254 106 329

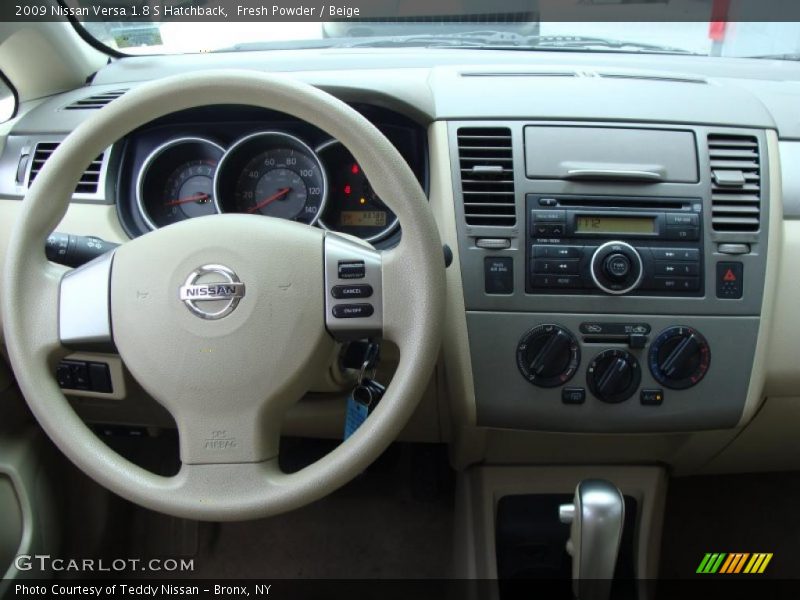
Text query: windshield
78 11 800 59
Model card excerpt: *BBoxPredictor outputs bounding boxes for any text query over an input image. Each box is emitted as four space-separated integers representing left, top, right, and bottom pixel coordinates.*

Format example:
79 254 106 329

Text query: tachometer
316 140 398 242
136 137 224 230
214 132 326 225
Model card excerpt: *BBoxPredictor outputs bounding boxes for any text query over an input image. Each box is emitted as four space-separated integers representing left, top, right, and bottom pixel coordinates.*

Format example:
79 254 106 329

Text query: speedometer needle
164 193 209 207
248 187 291 213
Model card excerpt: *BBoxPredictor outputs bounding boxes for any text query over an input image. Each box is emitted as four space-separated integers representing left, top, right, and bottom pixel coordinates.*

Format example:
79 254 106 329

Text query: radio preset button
532 245 583 259
653 276 700 292
532 259 580 275
532 274 582 289
655 261 699 276
650 248 700 262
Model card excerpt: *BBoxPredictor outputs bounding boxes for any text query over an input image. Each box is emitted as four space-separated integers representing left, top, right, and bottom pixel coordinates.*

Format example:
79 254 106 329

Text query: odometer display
340 210 387 227
215 132 327 225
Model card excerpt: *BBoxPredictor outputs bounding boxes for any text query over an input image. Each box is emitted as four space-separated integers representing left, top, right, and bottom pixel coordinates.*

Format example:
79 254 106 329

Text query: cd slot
556 198 686 210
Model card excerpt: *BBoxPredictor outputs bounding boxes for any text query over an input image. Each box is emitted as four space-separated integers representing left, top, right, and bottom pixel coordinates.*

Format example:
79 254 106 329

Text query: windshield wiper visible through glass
334 32 701 55
747 52 800 61
214 32 701 56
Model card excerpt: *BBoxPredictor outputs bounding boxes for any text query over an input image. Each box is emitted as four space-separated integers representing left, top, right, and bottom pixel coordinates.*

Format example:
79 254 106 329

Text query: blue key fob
344 385 373 440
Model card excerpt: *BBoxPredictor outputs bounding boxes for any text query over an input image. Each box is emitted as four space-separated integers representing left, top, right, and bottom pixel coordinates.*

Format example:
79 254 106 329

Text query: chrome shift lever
559 479 625 600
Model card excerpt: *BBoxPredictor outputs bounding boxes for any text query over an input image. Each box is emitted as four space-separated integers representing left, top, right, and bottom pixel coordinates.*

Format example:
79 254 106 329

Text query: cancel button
331 284 373 299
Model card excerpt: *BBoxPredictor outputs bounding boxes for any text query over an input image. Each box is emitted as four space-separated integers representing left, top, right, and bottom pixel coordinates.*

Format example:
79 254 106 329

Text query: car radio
526 194 704 296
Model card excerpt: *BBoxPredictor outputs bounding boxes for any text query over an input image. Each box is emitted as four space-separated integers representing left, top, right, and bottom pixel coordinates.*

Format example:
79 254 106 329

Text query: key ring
357 340 380 384
358 359 377 385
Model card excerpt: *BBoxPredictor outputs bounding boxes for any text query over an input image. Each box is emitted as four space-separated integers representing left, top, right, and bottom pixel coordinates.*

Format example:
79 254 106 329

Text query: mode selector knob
649 326 711 389
516 324 581 388
586 349 642 403
590 241 643 295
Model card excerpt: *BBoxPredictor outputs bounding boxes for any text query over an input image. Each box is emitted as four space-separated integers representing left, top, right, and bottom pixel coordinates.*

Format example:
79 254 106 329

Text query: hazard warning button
716 262 743 299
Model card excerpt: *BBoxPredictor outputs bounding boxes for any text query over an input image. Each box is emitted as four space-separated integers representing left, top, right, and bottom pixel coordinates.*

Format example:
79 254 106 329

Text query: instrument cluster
126 110 423 245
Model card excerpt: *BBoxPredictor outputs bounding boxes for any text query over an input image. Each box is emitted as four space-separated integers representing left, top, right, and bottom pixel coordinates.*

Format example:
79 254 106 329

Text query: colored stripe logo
696 552 773 574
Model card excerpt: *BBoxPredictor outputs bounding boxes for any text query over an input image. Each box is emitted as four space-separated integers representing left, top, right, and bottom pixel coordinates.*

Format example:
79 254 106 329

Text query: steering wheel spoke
59 250 116 351
172 403 282 466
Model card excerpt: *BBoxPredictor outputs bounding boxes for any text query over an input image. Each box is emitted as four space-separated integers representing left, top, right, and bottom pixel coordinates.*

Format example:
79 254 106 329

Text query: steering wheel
1 71 445 520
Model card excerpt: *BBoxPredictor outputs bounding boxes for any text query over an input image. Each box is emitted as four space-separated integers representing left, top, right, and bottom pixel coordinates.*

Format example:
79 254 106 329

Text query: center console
450 122 770 433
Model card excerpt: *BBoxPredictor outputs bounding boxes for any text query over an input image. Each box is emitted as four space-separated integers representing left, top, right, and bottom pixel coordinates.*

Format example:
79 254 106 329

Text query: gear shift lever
559 479 625 600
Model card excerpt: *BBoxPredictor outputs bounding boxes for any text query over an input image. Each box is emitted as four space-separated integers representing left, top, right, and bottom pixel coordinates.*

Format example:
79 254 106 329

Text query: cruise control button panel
324 234 382 339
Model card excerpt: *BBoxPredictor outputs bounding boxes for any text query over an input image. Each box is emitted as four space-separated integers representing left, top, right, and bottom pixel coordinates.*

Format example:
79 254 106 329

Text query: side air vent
63 89 127 110
28 142 104 195
457 127 516 226
707 134 761 232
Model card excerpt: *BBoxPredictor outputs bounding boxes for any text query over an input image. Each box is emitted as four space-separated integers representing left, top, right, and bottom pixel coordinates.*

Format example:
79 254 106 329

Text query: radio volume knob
604 253 631 280
590 241 643 295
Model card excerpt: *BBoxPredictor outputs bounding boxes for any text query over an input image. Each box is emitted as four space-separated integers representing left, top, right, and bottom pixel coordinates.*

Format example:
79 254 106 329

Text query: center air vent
64 89 127 110
707 134 761 232
28 142 104 195
457 127 516 226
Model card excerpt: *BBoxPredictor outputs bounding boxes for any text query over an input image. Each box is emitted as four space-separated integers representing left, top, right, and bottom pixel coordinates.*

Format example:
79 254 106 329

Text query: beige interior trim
0 21 105 102
736 129 782 426
764 218 800 396
427 121 476 425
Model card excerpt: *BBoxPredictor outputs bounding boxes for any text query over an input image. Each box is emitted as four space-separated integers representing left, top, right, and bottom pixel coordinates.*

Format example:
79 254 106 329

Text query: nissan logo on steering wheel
179 264 245 320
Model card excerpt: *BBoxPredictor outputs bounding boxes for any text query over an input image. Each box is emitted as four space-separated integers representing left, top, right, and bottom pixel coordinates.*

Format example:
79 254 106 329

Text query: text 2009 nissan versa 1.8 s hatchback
2 2 800 598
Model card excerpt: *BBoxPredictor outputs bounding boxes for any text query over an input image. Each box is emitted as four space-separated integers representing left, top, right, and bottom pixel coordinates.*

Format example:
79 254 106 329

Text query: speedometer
214 132 327 225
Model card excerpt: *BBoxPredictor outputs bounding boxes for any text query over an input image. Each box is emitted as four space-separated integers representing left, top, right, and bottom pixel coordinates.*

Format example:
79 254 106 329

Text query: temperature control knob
590 241 643 295
516 324 580 388
586 349 642 403
649 326 711 389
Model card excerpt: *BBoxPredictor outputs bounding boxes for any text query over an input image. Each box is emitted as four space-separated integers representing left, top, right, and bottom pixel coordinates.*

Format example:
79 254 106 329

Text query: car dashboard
1 47 800 474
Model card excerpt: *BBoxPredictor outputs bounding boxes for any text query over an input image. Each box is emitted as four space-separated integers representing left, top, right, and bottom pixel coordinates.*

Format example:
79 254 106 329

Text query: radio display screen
576 215 656 234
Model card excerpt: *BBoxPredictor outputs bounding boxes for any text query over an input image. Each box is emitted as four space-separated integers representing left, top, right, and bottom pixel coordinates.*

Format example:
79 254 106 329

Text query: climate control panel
473 313 755 433
514 323 709 406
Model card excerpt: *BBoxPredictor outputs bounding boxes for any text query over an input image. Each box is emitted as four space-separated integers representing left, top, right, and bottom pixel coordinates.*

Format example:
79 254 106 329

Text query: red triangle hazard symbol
723 269 737 282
